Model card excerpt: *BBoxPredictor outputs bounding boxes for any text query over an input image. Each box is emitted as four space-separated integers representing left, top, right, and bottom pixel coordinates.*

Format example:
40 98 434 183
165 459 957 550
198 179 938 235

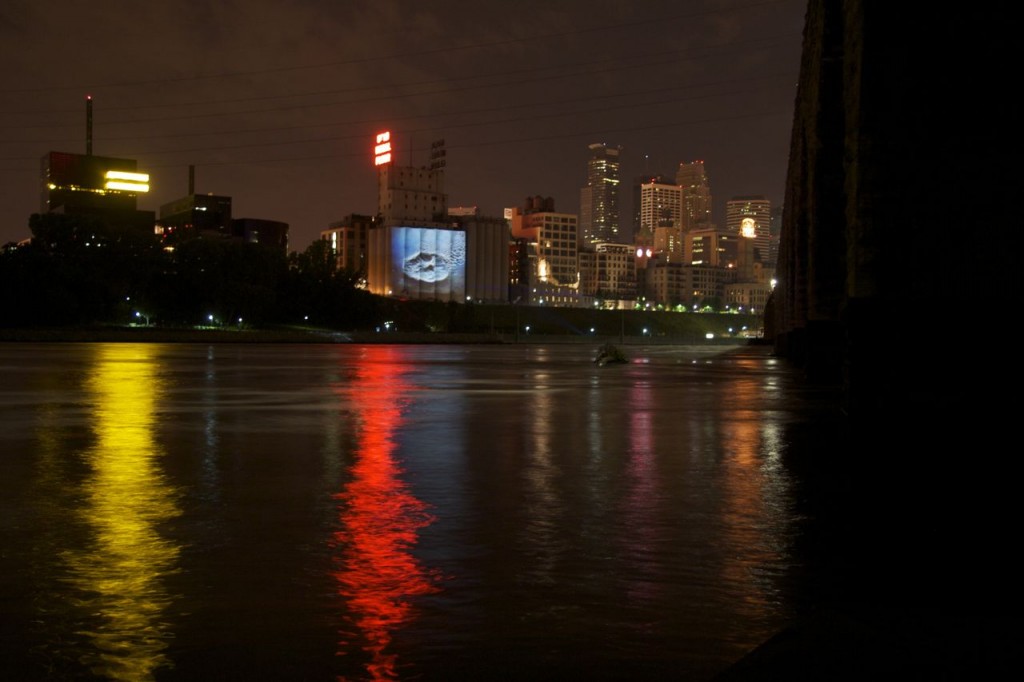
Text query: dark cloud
0 0 805 247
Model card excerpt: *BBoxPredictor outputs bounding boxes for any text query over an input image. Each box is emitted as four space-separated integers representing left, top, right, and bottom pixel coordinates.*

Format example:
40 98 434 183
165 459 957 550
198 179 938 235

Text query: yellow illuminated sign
104 170 150 192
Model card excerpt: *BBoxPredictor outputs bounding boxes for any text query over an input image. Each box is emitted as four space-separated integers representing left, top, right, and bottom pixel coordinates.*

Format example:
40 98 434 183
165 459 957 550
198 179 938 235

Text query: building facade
368 135 456 299
638 182 682 246
449 213 511 303
645 261 731 308
631 174 670 243
366 225 467 302
158 194 233 241
725 195 771 264
509 197 579 305
676 160 712 230
232 218 289 252
322 214 374 274
377 164 447 227
40 150 154 234
579 242 637 303
579 143 622 245
685 227 739 267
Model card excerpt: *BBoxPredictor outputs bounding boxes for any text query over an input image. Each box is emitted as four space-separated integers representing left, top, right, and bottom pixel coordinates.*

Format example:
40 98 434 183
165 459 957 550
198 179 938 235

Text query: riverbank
0 326 762 346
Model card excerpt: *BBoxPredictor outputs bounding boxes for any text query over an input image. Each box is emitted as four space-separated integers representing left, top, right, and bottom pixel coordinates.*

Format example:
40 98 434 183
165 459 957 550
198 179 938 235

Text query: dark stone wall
775 2 1015 410
764 4 1015 675
774 0 848 382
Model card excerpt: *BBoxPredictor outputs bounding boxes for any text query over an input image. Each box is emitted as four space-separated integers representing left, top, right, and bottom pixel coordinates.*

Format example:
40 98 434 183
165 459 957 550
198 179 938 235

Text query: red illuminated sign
374 131 392 166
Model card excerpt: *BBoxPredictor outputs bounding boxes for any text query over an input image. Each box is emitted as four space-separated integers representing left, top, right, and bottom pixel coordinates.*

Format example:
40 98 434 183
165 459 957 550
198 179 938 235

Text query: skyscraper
632 173 670 242
639 181 683 260
725 195 772 265
579 143 622 245
676 160 712 230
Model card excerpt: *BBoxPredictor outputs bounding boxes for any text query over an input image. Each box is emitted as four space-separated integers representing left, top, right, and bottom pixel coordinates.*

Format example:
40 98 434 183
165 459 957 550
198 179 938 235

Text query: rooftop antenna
85 95 93 156
189 164 195 195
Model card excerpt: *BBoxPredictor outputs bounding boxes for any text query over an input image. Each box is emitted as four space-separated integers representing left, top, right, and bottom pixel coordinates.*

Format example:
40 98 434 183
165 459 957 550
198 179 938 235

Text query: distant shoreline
0 326 760 346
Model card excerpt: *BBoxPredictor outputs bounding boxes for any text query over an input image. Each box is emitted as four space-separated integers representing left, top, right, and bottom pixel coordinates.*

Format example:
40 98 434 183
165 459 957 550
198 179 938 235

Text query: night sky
0 0 805 250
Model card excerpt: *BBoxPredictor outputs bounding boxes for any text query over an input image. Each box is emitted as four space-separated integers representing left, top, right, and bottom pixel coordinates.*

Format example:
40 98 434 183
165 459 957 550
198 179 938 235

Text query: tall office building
632 173 670 243
676 160 712 230
638 181 682 247
725 195 772 264
579 143 622 245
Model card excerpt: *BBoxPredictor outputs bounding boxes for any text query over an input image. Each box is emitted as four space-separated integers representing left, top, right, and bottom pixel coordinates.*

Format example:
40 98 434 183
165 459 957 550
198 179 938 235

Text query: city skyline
0 0 805 249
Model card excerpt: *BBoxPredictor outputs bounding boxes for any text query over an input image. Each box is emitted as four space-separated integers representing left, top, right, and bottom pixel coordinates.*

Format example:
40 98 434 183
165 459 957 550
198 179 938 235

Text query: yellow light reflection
66 344 181 681
717 355 789 617
332 347 439 680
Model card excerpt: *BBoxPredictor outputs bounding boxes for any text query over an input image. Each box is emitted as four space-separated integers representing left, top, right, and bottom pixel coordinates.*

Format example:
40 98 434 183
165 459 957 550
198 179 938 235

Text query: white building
638 182 682 246
509 198 580 306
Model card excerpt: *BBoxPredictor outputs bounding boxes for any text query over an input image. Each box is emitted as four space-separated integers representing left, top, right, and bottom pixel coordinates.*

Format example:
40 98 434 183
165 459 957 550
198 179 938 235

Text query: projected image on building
390 227 466 301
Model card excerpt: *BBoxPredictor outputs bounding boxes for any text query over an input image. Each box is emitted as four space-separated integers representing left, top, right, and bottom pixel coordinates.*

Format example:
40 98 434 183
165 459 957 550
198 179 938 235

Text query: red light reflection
332 347 439 680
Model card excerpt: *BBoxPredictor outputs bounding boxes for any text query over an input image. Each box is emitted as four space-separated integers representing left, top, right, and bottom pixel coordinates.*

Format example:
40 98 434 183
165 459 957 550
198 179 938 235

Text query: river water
0 342 827 680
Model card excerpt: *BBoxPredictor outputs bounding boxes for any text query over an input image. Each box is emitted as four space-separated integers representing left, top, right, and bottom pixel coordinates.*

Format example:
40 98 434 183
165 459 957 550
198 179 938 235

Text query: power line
0 34 798 131
1 0 799 94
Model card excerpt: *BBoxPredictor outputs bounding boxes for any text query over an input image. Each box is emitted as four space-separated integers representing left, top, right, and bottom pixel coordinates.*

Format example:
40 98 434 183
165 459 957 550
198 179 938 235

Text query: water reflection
65 344 181 680
332 346 440 680
717 356 792 618
522 364 564 586
623 379 659 606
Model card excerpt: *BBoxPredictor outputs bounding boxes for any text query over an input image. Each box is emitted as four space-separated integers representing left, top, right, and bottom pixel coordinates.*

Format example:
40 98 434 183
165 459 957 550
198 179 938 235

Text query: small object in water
594 342 627 366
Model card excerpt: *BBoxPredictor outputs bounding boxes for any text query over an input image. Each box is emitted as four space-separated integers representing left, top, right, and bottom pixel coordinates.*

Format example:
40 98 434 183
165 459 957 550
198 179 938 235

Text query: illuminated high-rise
631 173 670 242
725 195 771 264
676 160 712 230
579 143 622 245
638 181 682 250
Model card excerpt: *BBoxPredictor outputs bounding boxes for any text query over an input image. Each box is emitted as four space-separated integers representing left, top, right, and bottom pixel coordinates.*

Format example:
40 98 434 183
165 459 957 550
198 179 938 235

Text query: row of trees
1 213 378 329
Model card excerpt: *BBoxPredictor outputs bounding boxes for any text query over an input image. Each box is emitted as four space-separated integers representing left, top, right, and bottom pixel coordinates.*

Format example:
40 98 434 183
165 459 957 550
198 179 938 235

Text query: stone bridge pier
756 2 1015 676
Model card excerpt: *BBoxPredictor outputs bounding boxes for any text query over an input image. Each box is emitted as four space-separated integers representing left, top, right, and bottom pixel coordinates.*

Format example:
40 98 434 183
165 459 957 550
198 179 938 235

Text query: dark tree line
0 213 378 329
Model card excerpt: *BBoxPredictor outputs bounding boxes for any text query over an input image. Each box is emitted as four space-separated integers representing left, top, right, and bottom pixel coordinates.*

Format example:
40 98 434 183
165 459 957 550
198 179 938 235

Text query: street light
134 311 149 326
